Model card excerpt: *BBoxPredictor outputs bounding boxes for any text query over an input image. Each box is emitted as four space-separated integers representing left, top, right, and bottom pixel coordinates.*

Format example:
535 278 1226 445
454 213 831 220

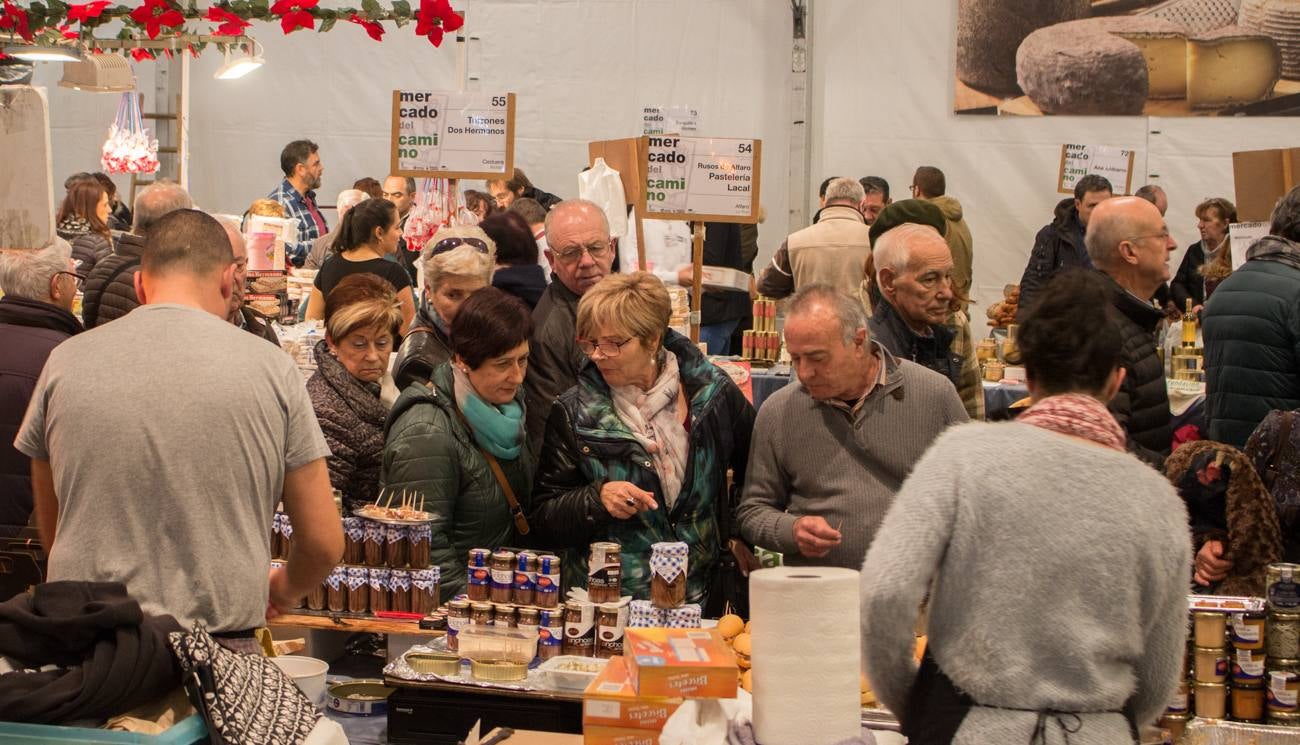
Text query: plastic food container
456 624 539 665
405 651 461 676
270 655 329 707
539 654 610 691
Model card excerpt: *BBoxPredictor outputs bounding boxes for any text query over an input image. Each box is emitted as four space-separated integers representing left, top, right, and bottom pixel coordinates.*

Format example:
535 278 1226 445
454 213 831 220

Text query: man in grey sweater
737 285 967 570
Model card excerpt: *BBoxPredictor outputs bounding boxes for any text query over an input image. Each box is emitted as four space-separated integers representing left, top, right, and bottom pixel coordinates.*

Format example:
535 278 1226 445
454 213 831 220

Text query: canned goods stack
455 547 564 660
1267 563 1300 727
741 297 782 363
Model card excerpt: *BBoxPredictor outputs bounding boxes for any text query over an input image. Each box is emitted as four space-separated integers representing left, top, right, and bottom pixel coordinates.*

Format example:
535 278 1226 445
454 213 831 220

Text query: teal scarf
458 380 525 460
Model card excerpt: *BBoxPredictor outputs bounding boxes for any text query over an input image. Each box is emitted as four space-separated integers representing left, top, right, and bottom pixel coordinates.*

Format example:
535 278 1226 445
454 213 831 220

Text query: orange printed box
583 656 682 731
583 725 660 745
623 628 738 699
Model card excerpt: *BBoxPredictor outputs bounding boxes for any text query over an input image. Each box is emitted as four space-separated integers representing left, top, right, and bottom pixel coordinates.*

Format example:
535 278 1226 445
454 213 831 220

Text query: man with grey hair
524 199 617 455
0 238 83 533
384 175 420 282
1084 196 1177 466
1135 184 1168 216
737 283 967 570
215 217 279 345
758 176 872 299
304 188 368 270
81 180 193 327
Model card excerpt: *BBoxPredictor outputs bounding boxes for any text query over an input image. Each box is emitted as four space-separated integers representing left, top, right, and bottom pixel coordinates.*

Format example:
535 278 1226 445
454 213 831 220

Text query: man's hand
599 481 658 519
676 265 694 287
267 565 297 620
793 515 842 558
1194 540 1233 586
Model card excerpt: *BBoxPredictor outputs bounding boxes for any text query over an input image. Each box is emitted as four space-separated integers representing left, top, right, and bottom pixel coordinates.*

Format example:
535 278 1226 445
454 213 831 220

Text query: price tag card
641 136 761 223
1057 143 1136 195
391 91 515 179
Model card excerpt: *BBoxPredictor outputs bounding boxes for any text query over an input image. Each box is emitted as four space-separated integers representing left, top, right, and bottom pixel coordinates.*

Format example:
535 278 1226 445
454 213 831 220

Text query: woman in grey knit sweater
861 270 1192 745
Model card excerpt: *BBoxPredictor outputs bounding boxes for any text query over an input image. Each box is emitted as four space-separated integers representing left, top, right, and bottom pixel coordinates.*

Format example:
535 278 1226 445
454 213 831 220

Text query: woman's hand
1194 540 1233 586
599 481 658 519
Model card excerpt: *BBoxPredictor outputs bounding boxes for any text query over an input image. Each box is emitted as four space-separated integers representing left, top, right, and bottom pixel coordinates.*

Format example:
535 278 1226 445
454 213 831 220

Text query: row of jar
273 514 434 570
297 564 440 616
467 548 563 608
1191 608 1300 658
444 598 629 660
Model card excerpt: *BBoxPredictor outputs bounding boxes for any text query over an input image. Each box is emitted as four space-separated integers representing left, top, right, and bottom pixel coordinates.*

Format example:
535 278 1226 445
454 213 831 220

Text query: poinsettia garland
3 0 461 54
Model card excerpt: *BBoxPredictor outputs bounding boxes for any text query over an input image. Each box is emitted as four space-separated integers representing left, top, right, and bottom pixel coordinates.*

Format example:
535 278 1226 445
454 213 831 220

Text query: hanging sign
390 91 516 180
640 135 762 223
1057 143 1136 195
1229 221 1271 270
642 105 699 135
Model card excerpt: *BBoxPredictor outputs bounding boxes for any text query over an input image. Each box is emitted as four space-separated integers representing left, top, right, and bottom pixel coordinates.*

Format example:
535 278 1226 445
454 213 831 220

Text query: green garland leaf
319 15 336 32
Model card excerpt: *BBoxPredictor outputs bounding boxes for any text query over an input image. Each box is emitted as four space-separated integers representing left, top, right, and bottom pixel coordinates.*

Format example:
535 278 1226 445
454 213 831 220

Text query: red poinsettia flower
415 0 460 46
130 47 155 62
270 0 317 34
67 1 111 25
348 13 384 42
57 24 80 40
129 0 184 40
205 6 250 37
0 0 33 43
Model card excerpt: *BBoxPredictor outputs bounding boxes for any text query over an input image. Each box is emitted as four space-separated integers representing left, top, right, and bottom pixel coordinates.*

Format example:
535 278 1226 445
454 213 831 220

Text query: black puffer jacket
523 278 584 457
1099 271 1171 466
56 219 114 276
392 305 453 394
868 299 962 390
1017 198 1090 322
1203 236 1300 448
1170 239 1212 310
306 339 388 513
81 232 144 328
522 186 562 211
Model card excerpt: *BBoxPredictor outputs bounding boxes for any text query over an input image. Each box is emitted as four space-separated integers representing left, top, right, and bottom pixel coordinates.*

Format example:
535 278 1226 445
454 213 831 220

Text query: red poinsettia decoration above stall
204 6 250 37
348 13 385 41
0 0 33 42
67 2 112 25
128 0 185 40
270 0 318 34
415 0 462 47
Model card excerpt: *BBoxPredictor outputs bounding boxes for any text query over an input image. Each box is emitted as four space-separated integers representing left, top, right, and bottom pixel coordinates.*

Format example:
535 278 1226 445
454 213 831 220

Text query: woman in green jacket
381 287 533 600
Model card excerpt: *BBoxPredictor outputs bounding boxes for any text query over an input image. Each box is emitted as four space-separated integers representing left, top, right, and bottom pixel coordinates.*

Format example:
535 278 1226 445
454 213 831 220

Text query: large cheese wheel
1187 25 1282 107
956 0 1091 95
1240 0 1300 80
1098 17 1190 99
1016 19 1150 115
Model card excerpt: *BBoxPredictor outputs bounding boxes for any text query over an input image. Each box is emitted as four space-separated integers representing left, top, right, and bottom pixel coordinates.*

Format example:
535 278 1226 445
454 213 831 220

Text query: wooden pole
690 221 705 344
634 208 647 271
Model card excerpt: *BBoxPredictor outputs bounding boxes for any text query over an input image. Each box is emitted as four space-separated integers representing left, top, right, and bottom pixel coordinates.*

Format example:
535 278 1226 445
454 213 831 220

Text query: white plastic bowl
270 655 329 707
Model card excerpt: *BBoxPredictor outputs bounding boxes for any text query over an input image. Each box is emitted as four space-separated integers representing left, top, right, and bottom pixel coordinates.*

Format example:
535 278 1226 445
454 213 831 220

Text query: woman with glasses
305 198 415 335
306 274 404 513
383 288 534 599
392 226 496 392
529 272 755 614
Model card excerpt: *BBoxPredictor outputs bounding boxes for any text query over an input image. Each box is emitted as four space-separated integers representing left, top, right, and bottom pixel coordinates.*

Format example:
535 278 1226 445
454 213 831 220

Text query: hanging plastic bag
101 92 159 174
579 157 628 237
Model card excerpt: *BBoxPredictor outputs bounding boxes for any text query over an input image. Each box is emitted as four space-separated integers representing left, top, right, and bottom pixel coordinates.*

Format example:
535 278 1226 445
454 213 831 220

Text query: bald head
544 199 615 296
1086 196 1176 298
216 217 248 319
133 181 193 235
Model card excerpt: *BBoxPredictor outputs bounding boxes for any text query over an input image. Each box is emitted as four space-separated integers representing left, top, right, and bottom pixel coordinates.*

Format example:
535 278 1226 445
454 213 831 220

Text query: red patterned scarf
1018 393 1126 452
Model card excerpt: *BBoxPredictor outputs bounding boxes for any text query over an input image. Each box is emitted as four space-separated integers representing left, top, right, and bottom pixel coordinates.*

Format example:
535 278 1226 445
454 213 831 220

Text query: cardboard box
583 657 681 731
623 628 738 699
698 265 752 293
1233 147 1300 223
582 725 660 745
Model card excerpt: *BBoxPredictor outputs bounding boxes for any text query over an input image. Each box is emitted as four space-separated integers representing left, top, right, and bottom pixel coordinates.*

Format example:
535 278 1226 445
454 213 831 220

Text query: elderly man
759 177 873 299
0 238 83 533
216 217 279 345
737 284 967 570
1085 196 1178 466
523 199 617 455
870 224 981 420
1136 184 1169 216
858 176 891 225
1018 174 1113 321
304 188 368 270
81 180 192 328
16 209 342 640
383 175 420 282
268 139 327 267
912 166 974 310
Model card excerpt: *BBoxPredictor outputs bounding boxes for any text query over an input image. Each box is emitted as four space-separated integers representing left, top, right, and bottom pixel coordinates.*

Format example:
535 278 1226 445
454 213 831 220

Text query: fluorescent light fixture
5 44 81 63
214 42 262 80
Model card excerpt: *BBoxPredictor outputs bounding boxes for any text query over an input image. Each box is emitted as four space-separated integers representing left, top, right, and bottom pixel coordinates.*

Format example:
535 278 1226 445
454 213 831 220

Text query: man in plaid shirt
268 140 328 267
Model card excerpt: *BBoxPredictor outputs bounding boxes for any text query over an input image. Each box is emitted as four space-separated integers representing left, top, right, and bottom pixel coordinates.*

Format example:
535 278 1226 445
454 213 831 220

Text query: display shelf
269 612 444 637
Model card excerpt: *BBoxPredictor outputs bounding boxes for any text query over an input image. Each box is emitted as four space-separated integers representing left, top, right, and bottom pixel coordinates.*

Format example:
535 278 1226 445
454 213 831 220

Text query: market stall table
383 674 584 745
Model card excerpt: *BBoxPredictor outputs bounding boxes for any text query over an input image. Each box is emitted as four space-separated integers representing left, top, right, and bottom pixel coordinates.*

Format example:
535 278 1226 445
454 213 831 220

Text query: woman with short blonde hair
529 271 755 614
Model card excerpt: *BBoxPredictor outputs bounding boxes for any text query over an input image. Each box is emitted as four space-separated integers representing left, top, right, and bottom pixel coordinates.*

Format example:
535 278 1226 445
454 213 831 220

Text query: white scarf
610 352 689 509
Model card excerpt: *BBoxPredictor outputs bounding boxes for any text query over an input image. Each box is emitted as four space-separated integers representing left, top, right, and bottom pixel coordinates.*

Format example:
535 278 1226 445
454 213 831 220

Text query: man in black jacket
1017 174 1113 321
1085 196 1178 467
0 238 83 533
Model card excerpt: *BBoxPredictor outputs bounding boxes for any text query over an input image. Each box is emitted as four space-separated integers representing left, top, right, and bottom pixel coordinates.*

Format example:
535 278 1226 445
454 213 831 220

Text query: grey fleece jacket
736 344 968 570
861 422 1192 745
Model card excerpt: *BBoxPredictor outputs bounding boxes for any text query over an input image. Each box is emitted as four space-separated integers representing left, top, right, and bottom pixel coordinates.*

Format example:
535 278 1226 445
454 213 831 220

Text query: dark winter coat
1099 271 1172 467
0 296 83 530
1170 239 1213 310
1203 235 1300 448
81 232 145 328
700 222 750 326
238 306 280 345
306 339 388 513
1017 198 1091 322
392 305 453 393
492 264 547 310
524 278 584 457
868 299 962 391
56 219 114 276
528 330 755 612
382 363 532 601
522 186 563 211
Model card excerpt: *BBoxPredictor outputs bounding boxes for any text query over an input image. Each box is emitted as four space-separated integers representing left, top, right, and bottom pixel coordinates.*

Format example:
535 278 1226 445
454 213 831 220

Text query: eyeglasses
429 236 490 257
381 191 411 200
577 337 634 357
552 241 613 264
1125 230 1172 243
56 271 85 289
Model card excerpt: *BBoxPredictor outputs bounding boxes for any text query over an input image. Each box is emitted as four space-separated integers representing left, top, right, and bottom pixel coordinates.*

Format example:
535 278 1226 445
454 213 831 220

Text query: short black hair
480 211 539 266
818 176 840 199
912 166 945 198
509 197 547 225
1134 184 1164 205
142 209 233 278
1018 269 1122 396
335 198 397 252
280 139 319 177
1272 184 1300 243
859 176 890 202
1073 174 1113 201
451 287 534 369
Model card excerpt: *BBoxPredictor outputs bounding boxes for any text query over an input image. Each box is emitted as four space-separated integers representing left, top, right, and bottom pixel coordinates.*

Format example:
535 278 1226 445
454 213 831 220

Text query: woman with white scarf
529 272 755 614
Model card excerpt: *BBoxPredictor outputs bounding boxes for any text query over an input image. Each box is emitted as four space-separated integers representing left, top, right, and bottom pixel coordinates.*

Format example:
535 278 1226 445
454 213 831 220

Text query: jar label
1268 683 1299 711
448 616 468 631
1233 618 1263 643
1270 579 1300 608
1217 658 1230 677
467 567 490 586
1235 655 1266 681
566 619 594 638
537 576 557 591
1167 693 1188 713
539 626 563 647
515 571 535 589
491 568 513 585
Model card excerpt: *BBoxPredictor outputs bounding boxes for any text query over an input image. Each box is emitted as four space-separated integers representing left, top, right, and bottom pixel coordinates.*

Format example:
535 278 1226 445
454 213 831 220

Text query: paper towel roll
751 566 862 745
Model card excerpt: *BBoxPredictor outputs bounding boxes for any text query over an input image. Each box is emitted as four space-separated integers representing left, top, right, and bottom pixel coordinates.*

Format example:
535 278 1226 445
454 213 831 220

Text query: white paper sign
642 105 699 135
644 136 758 219
1058 143 1136 195
393 91 511 175
1229 221 1271 270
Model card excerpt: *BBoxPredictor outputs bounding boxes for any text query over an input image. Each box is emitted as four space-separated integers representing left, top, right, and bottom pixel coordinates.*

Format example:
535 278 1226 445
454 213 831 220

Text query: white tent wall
811 0 1299 317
